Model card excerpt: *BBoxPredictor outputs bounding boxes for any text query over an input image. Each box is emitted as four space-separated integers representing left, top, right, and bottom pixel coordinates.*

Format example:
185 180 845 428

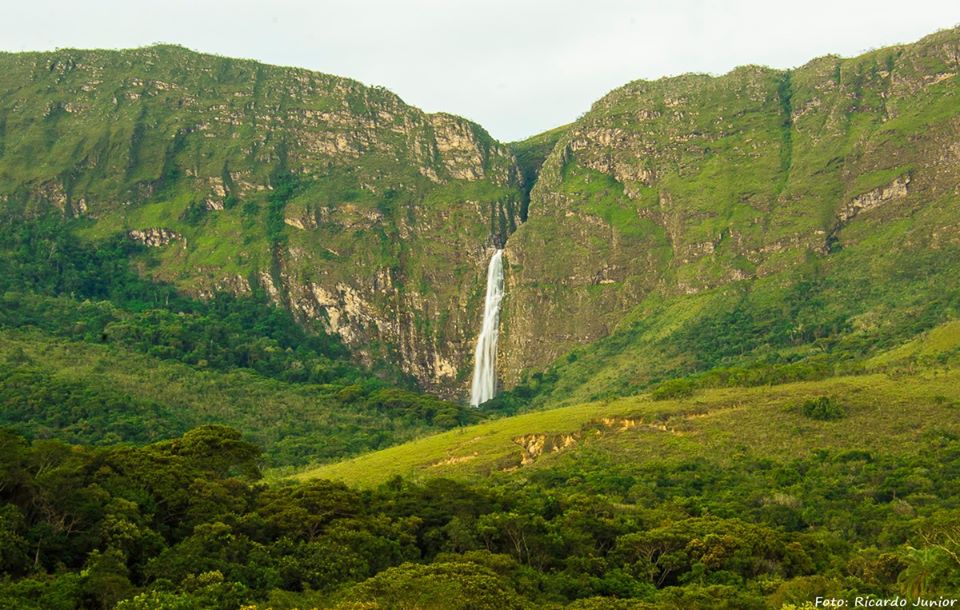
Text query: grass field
291 362 960 487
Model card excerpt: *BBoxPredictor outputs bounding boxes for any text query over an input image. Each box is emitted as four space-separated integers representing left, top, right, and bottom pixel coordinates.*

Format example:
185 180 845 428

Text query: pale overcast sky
3 1 960 141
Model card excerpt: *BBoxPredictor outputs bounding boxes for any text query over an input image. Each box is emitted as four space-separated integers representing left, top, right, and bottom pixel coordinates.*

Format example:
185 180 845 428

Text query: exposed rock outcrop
128 228 184 247
837 175 910 224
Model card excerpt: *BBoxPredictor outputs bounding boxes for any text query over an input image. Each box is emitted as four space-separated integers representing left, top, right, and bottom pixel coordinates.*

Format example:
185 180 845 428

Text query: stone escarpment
3 28 960 400
500 27 960 384
0 45 523 396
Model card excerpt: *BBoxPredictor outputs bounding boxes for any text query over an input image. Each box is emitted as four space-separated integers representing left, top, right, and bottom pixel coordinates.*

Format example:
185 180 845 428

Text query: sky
3 1 960 141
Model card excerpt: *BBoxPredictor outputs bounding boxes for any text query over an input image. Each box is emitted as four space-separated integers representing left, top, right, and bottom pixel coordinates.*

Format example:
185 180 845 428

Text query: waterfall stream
469 249 504 406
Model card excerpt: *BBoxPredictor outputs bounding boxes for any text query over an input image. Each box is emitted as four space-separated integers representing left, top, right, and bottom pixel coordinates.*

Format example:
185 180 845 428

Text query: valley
0 24 959 610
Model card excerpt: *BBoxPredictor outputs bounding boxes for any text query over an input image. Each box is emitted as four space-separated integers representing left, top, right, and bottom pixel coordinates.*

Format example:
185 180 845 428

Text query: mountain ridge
1 27 959 404
498 24 960 402
0 43 525 396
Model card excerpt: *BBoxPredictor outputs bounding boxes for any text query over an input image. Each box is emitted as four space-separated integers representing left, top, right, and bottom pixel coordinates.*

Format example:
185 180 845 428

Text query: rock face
128 228 184 247
0 45 523 396
2 28 960 400
500 27 960 384
836 175 910 224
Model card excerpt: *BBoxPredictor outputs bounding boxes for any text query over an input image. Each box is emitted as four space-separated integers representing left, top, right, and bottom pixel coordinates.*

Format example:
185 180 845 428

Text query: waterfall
469 249 504 406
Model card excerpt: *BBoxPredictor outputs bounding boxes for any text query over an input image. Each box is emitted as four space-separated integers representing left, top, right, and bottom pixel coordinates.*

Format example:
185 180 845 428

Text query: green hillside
0 328 482 467
1 25 960 610
273 339 960 606
0 44 524 396
0 211 485 467
294 347 960 486
500 27 960 407
2 354 957 609
2 31 959 404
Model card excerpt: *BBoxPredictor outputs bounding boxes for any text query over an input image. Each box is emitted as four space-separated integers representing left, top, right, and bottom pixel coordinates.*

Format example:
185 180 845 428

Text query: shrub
798 397 846 421
652 378 697 401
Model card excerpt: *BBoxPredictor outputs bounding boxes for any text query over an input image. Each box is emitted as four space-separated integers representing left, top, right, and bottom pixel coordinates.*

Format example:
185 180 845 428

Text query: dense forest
0 424 958 609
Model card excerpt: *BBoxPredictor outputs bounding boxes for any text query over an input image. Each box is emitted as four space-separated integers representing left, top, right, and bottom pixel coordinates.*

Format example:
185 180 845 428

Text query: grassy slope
293 319 960 486
514 203 960 409
0 327 473 467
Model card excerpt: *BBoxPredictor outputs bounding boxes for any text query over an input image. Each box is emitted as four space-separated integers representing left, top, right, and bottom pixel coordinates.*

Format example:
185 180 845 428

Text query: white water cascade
469 249 505 406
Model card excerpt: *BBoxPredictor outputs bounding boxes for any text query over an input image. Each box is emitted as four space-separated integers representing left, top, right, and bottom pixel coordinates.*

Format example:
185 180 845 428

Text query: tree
898 546 951 598
168 426 262 480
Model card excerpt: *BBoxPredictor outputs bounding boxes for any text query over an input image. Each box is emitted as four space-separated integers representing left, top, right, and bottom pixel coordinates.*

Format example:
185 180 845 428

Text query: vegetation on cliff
0 44 525 393
1 24 960 610
501 26 960 407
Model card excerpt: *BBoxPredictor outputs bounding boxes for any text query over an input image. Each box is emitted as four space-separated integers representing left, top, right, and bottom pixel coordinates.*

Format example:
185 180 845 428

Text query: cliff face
0 45 523 395
2 29 960 402
501 27 960 385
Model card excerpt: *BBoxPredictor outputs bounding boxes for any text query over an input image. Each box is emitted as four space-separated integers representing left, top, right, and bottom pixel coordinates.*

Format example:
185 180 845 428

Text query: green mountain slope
2 30 959 405
0 328 483 467
500 27 960 405
0 44 524 395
